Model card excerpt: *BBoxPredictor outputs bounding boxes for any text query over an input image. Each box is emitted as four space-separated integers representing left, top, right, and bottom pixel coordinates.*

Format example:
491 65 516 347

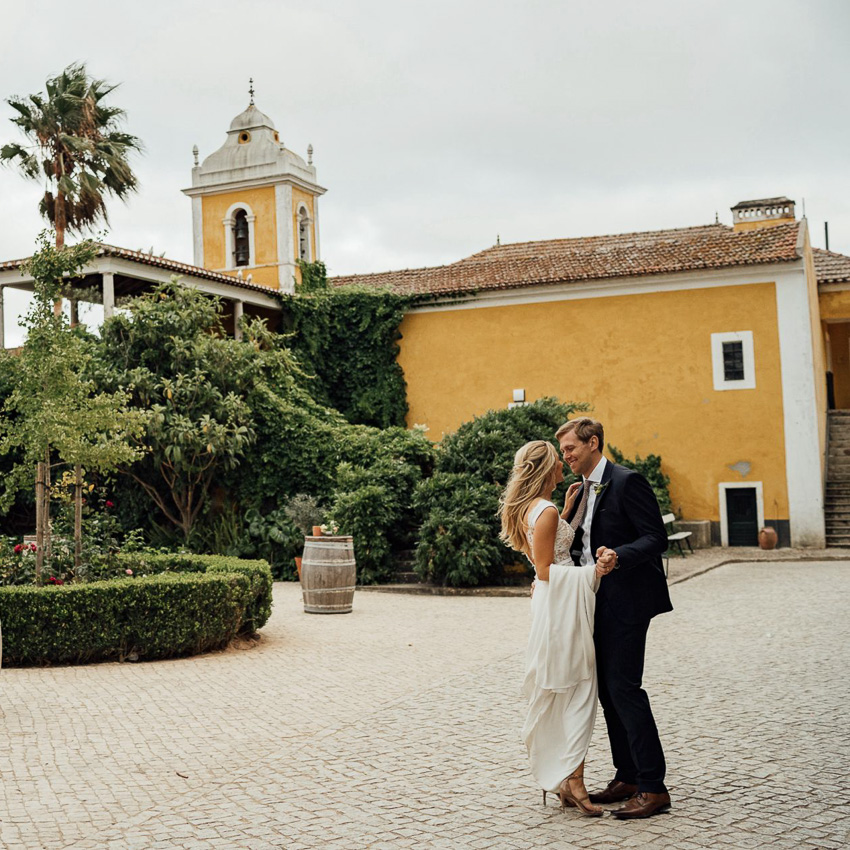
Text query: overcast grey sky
1 0 848 280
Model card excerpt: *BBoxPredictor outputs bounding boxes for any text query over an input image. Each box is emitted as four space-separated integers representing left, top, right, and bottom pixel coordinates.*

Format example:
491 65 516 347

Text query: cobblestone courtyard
1 561 848 849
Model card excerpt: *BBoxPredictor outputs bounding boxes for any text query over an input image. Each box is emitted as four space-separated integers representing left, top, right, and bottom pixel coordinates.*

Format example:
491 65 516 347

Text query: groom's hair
555 417 604 451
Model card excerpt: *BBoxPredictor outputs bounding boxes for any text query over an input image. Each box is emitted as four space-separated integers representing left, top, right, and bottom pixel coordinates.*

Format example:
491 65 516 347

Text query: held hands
594 546 618 578
561 481 584 518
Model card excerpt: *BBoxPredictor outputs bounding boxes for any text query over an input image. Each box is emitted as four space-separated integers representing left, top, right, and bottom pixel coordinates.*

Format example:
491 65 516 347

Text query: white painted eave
406 259 808 313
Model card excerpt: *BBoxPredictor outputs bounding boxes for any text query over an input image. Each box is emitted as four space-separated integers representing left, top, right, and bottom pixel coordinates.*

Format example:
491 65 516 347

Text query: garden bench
662 513 693 578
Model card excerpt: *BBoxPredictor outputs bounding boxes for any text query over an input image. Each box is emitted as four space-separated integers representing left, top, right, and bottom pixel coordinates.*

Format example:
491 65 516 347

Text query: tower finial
249 78 255 106
715 211 719 224
307 144 313 165
192 144 199 167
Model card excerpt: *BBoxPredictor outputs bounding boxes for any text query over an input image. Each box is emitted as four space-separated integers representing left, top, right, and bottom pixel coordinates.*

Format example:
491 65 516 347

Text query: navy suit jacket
568 460 673 625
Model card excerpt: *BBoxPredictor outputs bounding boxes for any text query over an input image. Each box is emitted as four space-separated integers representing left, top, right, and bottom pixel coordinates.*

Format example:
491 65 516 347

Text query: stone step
393 570 419 584
826 539 850 547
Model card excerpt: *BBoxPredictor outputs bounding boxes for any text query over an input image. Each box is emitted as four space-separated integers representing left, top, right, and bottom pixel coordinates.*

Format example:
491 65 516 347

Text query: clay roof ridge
464 221 732 257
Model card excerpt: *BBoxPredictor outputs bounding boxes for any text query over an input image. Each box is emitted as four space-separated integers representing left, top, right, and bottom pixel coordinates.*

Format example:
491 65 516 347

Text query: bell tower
183 91 325 292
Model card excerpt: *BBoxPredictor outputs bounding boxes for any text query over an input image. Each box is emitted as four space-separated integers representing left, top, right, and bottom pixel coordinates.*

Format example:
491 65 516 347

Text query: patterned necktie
569 479 593 531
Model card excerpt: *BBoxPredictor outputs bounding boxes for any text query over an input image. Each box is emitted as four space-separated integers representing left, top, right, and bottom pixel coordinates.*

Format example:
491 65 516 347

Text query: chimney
731 197 796 232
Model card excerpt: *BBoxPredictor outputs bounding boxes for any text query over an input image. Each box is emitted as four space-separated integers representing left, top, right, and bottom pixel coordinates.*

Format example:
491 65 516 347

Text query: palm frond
5 61 142 235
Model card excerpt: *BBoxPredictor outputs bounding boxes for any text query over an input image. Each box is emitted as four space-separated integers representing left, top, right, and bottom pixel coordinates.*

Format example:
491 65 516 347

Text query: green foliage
0 537 38 585
241 507 303 581
95 282 282 540
0 236 145 500
281 261 410 428
607 445 672 514
328 485 395 584
327 426 436 583
230 381 343 510
413 473 506 587
0 234 147 579
1 62 141 245
282 493 325 536
413 398 587 587
435 397 587 485
0 554 272 666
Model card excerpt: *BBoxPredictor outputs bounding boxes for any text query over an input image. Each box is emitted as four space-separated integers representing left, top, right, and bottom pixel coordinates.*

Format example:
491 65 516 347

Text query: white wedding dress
521 499 600 794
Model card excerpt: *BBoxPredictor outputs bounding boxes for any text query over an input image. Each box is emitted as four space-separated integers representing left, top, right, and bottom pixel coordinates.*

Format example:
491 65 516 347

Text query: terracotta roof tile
0 243 274 295
332 222 803 298
814 247 850 285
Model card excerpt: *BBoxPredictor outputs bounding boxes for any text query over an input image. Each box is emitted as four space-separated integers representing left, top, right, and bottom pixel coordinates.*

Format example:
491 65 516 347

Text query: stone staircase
392 549 419 583
825 410 850 546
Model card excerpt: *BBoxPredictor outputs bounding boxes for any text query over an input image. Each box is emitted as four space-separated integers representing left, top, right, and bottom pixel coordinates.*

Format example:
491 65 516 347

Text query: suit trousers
594 596 667 794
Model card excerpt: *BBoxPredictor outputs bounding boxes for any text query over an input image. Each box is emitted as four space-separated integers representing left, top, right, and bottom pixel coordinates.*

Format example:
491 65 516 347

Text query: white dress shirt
579 456 608 566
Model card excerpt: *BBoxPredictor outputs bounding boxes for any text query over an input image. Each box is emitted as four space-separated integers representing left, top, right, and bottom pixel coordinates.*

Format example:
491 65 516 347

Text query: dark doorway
726 488 758 546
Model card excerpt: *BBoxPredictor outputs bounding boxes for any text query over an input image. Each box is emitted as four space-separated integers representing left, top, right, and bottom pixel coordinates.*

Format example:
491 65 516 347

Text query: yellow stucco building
335 197 850 550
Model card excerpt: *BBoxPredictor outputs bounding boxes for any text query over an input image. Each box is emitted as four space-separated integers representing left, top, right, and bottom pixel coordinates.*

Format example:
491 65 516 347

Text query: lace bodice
526 500 576 565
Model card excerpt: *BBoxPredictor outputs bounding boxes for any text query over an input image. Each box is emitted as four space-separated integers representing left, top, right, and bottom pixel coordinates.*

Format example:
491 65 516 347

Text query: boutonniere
593 482 609 496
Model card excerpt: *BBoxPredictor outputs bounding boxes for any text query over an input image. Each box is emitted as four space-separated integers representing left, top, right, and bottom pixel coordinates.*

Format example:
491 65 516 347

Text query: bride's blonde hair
499 440 561 555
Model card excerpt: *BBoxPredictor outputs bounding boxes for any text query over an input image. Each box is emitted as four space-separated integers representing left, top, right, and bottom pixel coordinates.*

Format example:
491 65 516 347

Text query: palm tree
1 62 142 249
1 62 142 572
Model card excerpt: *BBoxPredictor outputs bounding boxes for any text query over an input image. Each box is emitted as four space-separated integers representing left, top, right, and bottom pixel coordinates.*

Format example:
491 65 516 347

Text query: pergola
0 243 284 347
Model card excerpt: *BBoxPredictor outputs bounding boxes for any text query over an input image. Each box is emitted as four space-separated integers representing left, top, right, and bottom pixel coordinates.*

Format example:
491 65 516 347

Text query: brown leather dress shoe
588 780 638 804
611 791 671 819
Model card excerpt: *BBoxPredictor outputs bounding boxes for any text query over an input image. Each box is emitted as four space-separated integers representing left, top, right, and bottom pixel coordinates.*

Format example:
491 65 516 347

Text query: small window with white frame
711 331 755 390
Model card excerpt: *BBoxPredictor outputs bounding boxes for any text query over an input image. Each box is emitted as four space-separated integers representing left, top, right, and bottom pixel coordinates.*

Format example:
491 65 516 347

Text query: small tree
96 282 265 542
0 235 147 579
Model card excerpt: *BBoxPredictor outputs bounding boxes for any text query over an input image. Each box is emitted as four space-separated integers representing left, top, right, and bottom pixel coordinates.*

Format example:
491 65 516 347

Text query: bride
499 440 606 817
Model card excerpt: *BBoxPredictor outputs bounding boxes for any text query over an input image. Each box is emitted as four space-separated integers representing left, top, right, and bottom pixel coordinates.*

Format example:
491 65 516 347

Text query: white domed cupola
183 85 326 293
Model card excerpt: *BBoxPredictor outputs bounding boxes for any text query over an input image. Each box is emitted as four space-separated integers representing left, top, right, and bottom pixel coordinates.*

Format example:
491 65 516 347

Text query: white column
103 272 115 319
233 299 244 341
191 196 204 267
313 196 321 261
274 183 296 292
775 268 826 547
0 285 5 349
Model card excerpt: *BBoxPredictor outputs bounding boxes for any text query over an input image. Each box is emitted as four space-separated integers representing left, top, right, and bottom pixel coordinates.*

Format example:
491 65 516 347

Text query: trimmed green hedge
0 554 273 667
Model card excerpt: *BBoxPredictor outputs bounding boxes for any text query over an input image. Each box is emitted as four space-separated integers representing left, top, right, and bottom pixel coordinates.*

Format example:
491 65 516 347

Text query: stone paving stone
0 562 848 848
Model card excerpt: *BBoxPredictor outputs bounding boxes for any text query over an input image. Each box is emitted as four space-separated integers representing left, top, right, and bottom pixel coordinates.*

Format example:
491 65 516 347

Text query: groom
557 417 673 819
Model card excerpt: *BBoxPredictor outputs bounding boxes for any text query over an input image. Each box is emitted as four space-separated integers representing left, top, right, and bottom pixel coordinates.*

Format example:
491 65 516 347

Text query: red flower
30 543 37 551
105 500 115 508
13 544 22 554
48 576 64 585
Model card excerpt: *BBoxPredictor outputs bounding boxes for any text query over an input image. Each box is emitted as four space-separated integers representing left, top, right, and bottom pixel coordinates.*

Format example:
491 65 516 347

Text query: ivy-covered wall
280 261 410 429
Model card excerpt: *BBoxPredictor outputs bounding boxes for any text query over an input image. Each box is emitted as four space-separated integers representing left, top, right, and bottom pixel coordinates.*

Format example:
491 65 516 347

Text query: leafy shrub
413 398 586 587
327 484 395 583
326 426 436 583
607 445 672 514
283 493 325 536
0 536 37 585
241 508 303 581
113 553 273 633
413 473 506 586
0 553 272 666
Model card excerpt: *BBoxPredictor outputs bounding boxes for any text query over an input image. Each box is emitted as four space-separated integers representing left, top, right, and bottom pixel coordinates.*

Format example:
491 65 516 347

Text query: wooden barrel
301 536 357 614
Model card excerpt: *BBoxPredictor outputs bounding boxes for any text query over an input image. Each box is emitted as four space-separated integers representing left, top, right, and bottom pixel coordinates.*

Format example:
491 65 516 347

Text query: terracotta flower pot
312 525 323 537
758 526 778 550
295 556 303 581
